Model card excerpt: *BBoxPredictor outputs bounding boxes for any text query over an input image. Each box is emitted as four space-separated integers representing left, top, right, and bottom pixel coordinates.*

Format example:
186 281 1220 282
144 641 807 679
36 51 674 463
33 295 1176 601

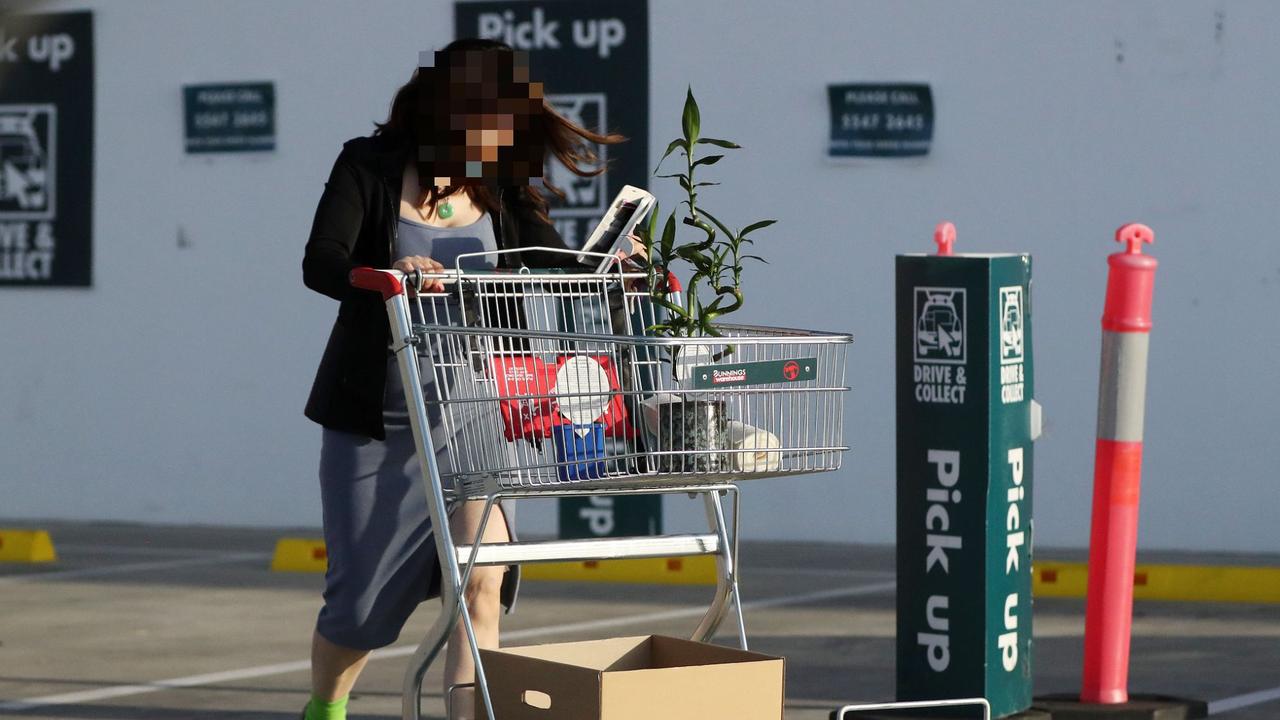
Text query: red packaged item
490 355 558 442
489 355 635 443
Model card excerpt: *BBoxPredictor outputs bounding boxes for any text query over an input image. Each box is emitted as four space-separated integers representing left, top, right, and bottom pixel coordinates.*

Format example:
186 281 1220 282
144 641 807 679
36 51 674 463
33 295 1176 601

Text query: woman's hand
615 233 649 291
392 255 446 293
614 233 649 269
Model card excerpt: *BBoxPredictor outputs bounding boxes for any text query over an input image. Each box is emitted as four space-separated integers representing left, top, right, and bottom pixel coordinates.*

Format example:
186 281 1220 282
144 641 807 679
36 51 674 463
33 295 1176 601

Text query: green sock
305 694 348 720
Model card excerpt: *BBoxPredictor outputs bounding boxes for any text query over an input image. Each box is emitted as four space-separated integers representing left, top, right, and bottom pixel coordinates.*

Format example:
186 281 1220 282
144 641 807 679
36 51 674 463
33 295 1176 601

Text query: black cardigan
302 131 582 440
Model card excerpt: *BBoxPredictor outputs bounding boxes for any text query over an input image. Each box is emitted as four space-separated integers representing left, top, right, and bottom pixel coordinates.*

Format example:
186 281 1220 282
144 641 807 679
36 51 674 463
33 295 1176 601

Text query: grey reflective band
1095 331 1150 442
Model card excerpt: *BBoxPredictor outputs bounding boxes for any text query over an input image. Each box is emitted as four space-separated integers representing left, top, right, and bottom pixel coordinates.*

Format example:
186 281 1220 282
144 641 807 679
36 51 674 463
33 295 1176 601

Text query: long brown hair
374 38 627 225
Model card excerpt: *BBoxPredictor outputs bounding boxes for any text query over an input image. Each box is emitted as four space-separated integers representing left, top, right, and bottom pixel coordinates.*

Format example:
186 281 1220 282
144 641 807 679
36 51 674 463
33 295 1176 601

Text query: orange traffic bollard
1033 223 1205 719
1080 223 1157 704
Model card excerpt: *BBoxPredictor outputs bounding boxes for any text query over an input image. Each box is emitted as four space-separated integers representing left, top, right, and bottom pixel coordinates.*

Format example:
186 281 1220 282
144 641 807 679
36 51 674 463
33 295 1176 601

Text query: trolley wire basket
376 252 852 499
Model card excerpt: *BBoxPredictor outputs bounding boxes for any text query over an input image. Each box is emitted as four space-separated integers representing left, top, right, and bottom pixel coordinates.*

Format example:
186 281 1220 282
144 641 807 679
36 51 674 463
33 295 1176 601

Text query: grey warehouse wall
2 0 1276 553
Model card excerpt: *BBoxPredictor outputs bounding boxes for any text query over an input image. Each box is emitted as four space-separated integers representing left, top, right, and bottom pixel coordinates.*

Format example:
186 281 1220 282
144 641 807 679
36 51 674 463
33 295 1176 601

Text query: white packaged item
726 420 781 472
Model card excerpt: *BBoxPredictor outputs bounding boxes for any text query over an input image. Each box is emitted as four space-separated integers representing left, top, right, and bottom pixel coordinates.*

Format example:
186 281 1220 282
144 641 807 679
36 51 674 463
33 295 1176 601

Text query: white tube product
726 420 781 472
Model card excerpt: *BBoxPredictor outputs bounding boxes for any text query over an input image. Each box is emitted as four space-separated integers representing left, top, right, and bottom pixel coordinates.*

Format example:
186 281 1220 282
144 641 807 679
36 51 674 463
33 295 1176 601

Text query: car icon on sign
917 292 964 359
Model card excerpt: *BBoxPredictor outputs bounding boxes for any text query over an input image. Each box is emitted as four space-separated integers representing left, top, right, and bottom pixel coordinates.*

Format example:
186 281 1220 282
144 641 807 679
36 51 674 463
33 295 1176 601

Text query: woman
300 38 635 720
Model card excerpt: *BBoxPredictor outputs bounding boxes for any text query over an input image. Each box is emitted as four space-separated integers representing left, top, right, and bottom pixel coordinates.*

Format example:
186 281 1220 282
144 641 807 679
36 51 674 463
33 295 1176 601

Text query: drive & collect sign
895 251 1035 717
0 10 93 286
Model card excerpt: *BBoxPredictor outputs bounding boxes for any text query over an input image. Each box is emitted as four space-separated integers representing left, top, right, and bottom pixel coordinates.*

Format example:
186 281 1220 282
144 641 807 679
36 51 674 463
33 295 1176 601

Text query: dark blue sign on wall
0 10 94 287
828 83 933 158
183 82 275 153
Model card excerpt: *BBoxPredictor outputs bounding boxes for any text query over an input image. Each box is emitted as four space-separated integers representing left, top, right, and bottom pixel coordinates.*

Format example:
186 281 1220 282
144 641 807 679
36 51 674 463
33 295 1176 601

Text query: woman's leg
309 424 432 715
443 500 512 720
310 629 371 701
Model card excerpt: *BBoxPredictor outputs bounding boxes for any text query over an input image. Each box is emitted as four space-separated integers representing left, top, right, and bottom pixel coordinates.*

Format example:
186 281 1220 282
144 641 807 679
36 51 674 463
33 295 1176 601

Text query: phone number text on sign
840 113 928 133
828 83 934 158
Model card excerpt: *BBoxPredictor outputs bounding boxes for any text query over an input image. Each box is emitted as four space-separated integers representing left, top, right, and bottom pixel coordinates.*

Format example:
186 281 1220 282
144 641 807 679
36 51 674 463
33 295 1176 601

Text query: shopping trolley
349 247 853 720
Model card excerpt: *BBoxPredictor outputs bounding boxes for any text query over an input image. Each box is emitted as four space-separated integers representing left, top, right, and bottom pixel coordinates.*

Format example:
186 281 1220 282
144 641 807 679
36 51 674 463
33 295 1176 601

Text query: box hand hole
521 690 552 710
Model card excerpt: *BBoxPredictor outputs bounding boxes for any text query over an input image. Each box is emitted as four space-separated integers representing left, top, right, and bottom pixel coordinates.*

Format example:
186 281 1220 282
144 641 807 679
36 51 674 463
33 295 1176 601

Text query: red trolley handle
349 267 405 301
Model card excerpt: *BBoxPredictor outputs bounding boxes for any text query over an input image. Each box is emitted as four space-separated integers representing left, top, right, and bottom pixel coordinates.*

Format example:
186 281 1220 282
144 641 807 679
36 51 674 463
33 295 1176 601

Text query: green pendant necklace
436 186 454 219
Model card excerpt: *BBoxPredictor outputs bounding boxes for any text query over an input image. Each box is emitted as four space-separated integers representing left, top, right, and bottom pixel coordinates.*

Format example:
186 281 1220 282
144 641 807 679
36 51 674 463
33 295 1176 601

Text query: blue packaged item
553 423 607 482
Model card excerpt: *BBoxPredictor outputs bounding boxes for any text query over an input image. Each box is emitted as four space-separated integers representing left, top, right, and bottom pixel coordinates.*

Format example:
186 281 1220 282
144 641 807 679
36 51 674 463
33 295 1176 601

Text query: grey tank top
384 211 498 427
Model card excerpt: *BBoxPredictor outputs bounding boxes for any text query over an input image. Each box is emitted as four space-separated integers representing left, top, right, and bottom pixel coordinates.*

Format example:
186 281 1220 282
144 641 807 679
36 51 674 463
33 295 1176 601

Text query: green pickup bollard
893 222 1039 719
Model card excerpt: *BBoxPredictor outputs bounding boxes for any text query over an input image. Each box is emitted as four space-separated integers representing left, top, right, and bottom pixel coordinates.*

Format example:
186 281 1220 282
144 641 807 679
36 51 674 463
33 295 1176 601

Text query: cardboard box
478 635 785 720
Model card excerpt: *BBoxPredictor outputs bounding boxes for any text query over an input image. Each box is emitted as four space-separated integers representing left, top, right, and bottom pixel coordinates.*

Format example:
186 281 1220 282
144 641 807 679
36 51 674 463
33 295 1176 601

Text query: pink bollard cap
1102 223 1158 333
934 222 956 256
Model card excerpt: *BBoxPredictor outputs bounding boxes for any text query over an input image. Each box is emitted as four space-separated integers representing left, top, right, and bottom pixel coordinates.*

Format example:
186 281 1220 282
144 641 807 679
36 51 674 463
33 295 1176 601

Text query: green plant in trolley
635 86 774 356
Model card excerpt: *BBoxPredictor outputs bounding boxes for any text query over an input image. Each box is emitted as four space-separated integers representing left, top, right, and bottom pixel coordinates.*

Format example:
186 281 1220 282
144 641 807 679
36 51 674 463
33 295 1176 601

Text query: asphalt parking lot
0 521 1276 719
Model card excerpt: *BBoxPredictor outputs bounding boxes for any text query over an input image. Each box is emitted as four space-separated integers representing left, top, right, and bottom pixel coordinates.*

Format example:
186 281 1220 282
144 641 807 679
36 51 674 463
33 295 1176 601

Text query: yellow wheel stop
522 555 716 585
0 529 58 563
1034 561 1280 603
269 538 327 573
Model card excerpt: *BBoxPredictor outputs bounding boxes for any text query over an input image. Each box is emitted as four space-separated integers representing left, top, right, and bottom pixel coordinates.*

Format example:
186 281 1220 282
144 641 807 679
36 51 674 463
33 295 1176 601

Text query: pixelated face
414 48 545 186
465 111 514 163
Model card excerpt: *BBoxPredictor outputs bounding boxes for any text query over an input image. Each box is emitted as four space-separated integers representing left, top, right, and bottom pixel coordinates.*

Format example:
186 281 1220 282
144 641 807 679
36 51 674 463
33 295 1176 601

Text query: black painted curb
1031 693 1208 720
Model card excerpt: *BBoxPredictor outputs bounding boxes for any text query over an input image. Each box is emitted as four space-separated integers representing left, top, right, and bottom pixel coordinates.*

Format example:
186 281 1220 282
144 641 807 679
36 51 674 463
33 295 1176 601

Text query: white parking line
1209 685 1280 715
0 579 896 712
0 552 271 585
0 659 318 712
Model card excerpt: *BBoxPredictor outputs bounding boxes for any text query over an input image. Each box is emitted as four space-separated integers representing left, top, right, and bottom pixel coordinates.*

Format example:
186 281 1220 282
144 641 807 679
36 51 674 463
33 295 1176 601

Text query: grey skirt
314 357 519 651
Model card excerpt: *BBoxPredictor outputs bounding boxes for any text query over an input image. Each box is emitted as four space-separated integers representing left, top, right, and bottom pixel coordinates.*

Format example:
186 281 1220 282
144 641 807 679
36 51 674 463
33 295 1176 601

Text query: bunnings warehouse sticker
913 287 968 404
691 357 817 389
